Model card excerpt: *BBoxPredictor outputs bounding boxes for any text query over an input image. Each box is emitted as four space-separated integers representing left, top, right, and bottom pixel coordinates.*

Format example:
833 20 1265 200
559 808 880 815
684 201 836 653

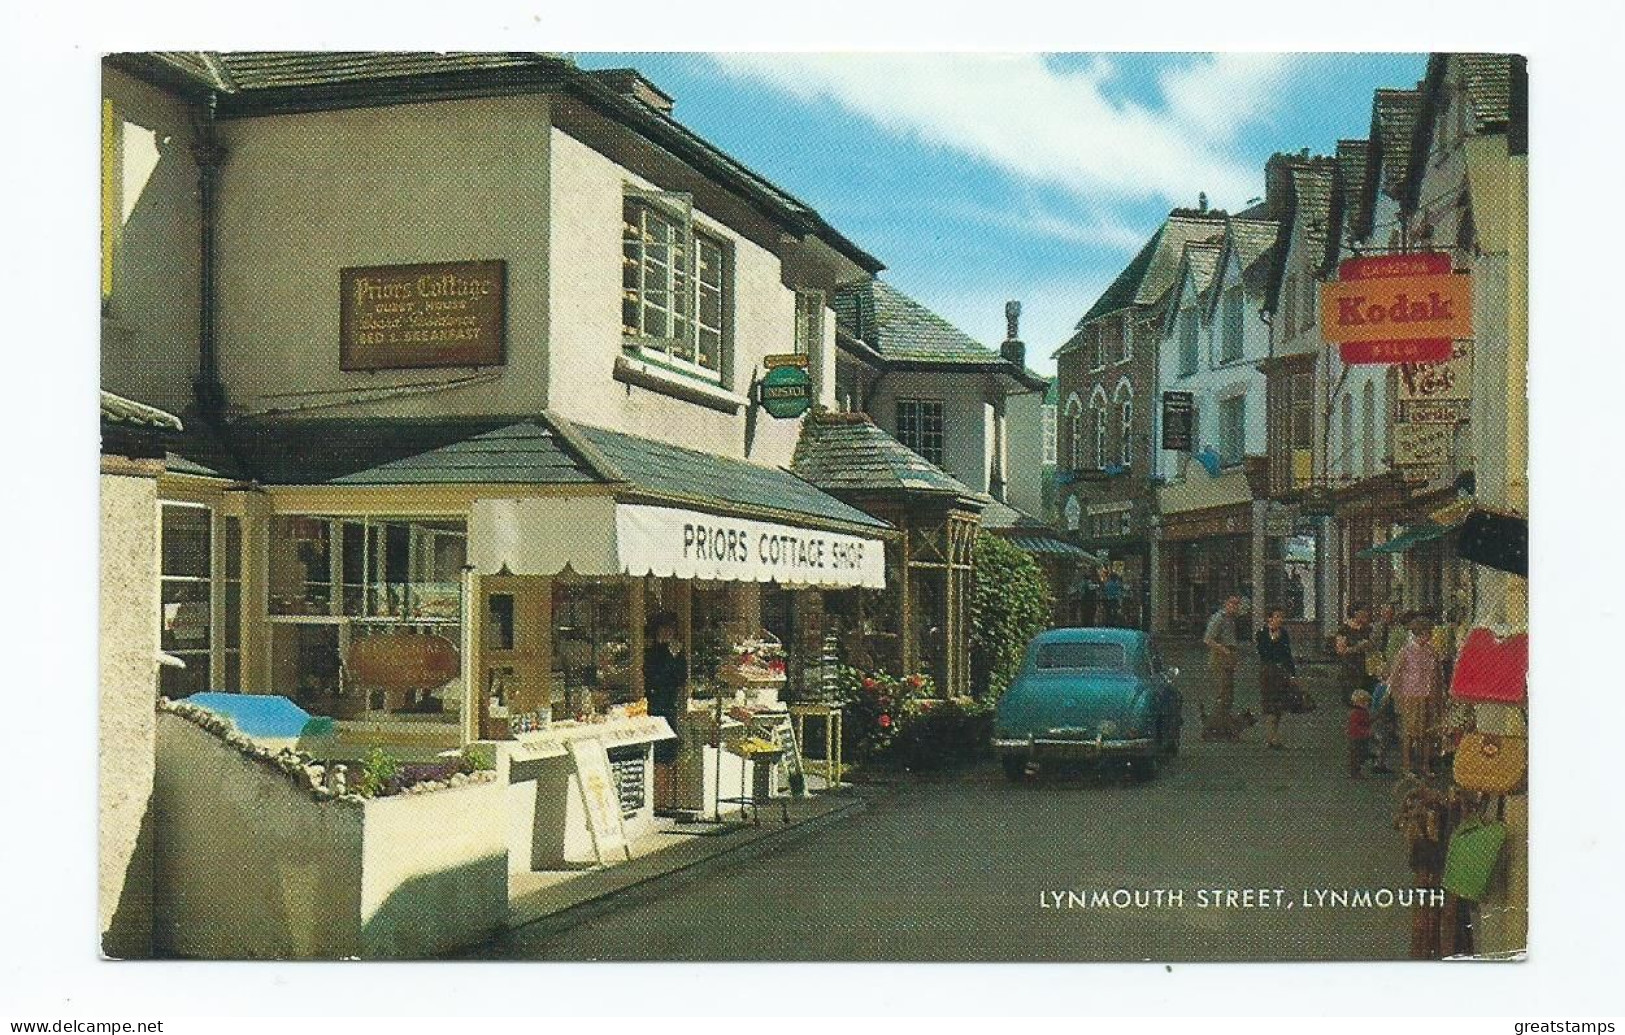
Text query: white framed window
1361 381 1377 476
1220 288 1245 364
622 191 728 381
158 503 242 697
1090 324 1107 371
1066 394 1084 471
1042 403 1058 466
1178 309 1199 376
1094 404 1108 469
1301 273 1317 335
1114 380 1134 468
1281 275 1298 338
1340 393 1355 479
794 289 825 356
1217 394 1246 467
897 398 945 467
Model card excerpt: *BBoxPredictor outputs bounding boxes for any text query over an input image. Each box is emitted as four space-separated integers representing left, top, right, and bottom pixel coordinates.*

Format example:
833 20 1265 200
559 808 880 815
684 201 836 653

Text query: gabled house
1052 206 1229 626
1149 212 1282 632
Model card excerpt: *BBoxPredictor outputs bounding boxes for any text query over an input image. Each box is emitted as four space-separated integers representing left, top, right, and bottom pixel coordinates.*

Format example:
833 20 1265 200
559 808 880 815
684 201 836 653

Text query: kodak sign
1319 252 1471 364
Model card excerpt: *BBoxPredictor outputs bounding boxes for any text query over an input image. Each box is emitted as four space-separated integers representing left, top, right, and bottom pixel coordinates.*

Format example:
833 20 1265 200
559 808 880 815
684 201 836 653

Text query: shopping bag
1442 818 1507 901
1453 732 1527 795
1450 627 1528 704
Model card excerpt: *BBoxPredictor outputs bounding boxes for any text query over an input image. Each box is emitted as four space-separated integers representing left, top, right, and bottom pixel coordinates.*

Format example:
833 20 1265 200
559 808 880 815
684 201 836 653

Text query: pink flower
879 714 892 728
862 677 878 691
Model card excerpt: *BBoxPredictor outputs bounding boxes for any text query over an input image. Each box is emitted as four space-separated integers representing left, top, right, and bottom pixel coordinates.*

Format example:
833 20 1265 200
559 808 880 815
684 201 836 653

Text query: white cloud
707 52 1298 208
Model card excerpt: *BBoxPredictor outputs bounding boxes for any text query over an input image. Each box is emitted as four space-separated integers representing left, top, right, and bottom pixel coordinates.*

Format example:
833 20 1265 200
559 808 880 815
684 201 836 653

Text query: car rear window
1035 642 1126 670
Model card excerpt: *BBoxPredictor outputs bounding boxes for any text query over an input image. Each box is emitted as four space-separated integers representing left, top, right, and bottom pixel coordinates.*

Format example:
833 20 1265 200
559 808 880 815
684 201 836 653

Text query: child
1347 689 1373 779
1386 615 1442 775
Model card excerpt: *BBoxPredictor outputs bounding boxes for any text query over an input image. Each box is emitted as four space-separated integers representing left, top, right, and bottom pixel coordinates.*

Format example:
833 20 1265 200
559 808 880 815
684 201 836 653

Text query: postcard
96 50 1527 964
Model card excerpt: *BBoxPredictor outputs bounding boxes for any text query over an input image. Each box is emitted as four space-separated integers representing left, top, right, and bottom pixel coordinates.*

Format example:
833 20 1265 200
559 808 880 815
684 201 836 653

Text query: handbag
1450 627 1528 704
1442 817 1507 901
1453 731 1527 795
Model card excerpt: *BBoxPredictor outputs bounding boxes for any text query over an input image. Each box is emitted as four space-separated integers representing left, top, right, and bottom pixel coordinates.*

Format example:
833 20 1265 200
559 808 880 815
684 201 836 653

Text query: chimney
590 68 675 114
1000 300 1026 368
1198 192 1209 213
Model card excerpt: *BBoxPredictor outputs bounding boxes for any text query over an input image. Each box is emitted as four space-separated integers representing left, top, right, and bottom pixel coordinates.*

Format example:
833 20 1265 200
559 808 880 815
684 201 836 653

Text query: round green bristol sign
759 363 812 419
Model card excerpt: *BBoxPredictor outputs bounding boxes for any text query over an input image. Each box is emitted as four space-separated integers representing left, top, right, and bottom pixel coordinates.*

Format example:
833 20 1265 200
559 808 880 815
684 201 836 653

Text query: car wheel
1001 755 1030 782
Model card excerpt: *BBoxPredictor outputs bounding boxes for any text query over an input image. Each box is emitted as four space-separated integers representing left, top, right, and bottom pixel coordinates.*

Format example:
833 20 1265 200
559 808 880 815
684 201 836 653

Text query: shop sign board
1301 485 1336 518
568 738 631 864
340 260 506 370
1396 340 1473 424
1394 422 1454 469
1161 391 1195 451
1320 252 1470 365
759 362 812 419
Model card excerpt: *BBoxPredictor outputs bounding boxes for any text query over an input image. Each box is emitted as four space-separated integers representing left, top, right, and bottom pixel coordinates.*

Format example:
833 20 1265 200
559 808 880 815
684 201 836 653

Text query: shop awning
469 498 887 588
1005 534 1102 562
1358 521 1453 558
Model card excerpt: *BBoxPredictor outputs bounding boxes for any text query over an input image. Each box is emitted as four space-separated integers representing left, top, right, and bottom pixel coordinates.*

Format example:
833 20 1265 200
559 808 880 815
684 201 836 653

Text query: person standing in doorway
643 612 688 805
1255 607 1299 750
1202 595 1244 739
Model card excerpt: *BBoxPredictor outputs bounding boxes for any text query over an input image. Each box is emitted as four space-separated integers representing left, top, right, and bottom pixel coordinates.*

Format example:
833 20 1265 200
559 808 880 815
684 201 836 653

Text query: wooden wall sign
340 260 506 371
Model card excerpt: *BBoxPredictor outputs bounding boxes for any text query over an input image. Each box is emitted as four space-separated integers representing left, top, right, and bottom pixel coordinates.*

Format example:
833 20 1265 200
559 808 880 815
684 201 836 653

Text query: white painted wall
101 67 202 417
100 469 160 958
1154 256 1268 483
865 370 996 493
155 715 507 959
1006 388 1046 515
544 128 818 467
213 94 555 419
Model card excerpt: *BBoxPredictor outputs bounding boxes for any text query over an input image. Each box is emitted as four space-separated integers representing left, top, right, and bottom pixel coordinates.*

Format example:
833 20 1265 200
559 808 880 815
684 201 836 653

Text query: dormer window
622 190 729 381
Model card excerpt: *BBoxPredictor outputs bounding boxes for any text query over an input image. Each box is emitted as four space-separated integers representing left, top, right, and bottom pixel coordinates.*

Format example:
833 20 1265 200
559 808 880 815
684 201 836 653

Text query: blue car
992 628 1183 781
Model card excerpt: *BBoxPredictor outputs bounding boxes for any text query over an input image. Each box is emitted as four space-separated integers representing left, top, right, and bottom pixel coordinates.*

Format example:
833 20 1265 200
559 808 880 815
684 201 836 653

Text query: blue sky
577 53 1427 375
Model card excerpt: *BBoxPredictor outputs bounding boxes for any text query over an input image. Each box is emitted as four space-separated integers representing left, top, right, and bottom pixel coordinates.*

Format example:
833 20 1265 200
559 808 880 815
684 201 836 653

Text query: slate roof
1184 241 1223 300
1335 139 1371 237
574 422 890 530
1003 534 1100 560
791 411 978 499
1227 218 1282 275
1455 53 1518 130
1056 212 1226 354
1290 160 1341 273
1403 53 1526 206
979 499 1052 531
105 52 883 275
1372 89 1423 199
326 421 598 486
832 280 1045 389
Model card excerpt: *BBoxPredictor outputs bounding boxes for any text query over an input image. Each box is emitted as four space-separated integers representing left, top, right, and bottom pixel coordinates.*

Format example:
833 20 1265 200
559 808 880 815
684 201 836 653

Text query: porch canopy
469 497 886 588
196 411 893 590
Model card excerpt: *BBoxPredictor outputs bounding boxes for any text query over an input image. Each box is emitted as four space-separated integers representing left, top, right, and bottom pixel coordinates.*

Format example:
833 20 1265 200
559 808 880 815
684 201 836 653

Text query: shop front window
552 579 635 717
1265 520 1320 623
159 503 211 697
268 516 466 721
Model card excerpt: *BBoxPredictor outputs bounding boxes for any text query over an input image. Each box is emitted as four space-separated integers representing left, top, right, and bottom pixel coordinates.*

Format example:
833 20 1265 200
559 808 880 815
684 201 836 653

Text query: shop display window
159 502 211 697
267 515 467 722
552 579 634 712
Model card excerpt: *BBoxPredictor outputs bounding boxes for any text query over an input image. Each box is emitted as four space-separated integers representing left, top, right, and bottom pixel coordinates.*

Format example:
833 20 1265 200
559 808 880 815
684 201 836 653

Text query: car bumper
992 735 1155 759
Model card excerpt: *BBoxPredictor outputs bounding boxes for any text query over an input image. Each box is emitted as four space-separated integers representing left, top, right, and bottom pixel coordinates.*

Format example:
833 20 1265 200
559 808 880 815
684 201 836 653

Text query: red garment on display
1449 628 1529 704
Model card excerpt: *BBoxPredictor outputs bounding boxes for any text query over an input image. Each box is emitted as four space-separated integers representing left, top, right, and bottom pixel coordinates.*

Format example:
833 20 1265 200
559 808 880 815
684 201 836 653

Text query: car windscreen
1034 641 1127 671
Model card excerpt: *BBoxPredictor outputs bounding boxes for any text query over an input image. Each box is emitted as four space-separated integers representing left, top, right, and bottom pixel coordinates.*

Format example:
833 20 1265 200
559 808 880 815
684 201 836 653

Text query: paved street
481 639 1415 962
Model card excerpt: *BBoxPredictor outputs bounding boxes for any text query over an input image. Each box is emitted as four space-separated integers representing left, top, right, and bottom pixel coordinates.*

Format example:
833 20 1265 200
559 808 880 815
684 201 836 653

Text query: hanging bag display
1450 628 1528 705
1442 816 1507 902
1453 731 1528 795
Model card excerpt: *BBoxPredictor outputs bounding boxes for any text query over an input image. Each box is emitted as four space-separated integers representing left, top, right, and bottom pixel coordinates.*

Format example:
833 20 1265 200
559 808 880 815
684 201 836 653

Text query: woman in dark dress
1255 607 1300 750
643 612 687 766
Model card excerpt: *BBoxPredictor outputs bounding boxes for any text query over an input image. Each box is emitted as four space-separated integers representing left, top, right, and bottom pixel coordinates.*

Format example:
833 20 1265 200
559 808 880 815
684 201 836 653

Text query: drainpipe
192 94 228 419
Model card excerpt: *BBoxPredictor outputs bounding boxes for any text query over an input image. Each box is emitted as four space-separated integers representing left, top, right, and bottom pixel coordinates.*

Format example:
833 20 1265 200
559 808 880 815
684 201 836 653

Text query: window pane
161 505 210 579
160 654 210 698
1036 641 1125 670
161 579 210 654
223 517 241 581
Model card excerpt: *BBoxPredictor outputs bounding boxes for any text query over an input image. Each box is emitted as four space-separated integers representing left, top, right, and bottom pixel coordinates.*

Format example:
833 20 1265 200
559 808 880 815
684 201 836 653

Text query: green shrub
461 744 497 773
886 696 994 771
970 532 1054 700
355 748 402 798
832 667 933 761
